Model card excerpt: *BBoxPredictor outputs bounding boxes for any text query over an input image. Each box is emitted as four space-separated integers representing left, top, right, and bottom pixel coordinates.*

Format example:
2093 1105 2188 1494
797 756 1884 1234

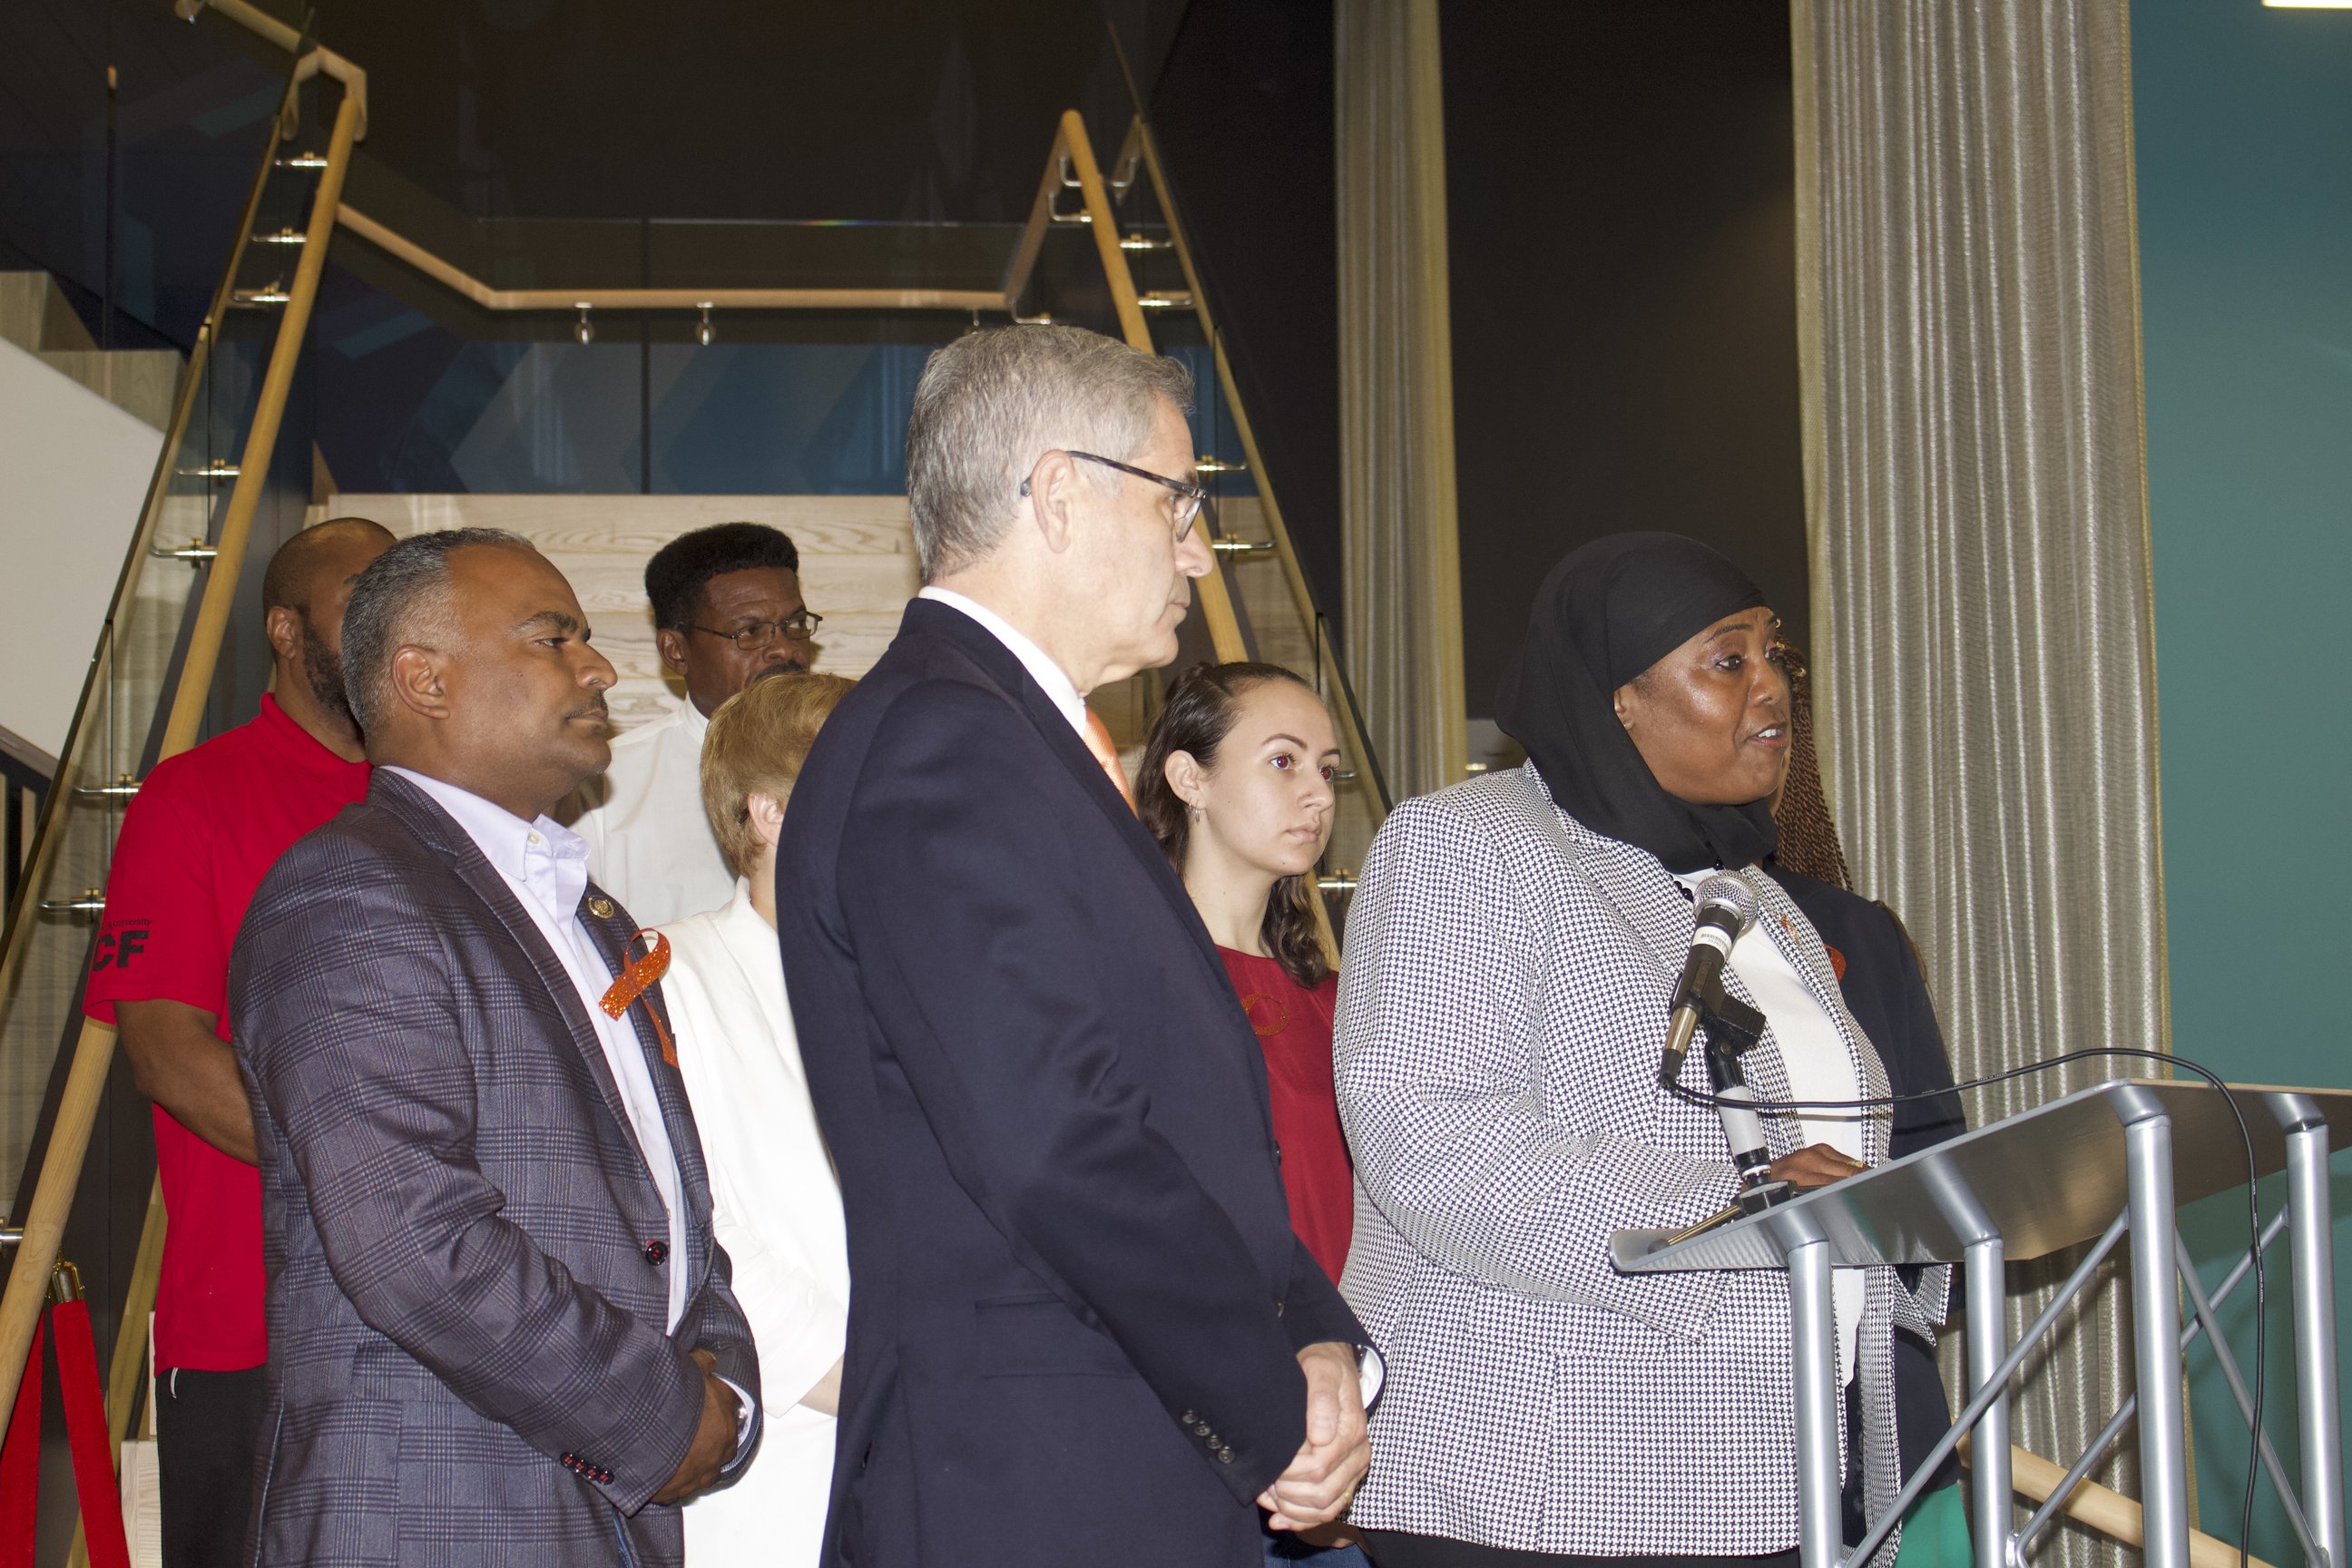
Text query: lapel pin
587 895 615 919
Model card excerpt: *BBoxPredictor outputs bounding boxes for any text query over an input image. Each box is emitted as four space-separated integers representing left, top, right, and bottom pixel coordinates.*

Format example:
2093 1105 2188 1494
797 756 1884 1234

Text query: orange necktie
1081 707 1138 814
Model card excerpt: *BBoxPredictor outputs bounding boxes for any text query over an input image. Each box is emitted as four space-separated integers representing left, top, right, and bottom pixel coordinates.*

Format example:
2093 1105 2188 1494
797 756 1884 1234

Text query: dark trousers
1359 1537 1799 1568
156 1366 266 1568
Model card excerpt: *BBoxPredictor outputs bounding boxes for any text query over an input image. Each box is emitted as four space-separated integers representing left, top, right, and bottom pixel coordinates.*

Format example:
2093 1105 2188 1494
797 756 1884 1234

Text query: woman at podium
1334 533 1949 1568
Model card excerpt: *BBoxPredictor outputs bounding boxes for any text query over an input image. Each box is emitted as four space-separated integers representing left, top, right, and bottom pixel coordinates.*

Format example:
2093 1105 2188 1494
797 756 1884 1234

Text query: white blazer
662 882 848 1566
1335 765 1942 1560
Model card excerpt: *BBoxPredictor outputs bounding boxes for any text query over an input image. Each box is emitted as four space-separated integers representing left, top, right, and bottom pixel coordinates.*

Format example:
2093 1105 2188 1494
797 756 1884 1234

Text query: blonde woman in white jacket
661 671 856 1564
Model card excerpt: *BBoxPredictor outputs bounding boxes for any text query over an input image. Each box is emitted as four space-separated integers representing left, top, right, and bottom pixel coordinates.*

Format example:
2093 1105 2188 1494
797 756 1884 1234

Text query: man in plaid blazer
229 530 760 1567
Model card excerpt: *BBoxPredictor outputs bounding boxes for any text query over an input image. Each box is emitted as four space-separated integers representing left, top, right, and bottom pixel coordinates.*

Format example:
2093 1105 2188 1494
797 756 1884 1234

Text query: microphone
1657 871 1762 1088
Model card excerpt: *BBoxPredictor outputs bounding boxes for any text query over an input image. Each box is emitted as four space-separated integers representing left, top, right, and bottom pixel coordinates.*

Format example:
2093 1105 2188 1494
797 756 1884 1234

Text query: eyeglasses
1020 449 1208 542
685 610 825 650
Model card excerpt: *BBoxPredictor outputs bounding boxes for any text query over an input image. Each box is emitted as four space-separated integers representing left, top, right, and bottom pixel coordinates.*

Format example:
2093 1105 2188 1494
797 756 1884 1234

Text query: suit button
1180 1410 1196 1425
644 1239 669 1265
1217 1446 1235 1464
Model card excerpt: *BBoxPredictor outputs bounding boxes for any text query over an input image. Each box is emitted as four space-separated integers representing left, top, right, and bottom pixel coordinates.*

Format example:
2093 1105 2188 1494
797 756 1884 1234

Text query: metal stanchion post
2123 1108 2190 1568
1788 1237 1841 1568
2279 1099 2343 1568
1965 1236 2011 1568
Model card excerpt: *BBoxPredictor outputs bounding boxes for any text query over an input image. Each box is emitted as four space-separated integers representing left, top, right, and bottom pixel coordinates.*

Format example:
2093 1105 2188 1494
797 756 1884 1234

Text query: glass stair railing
0 39 362 1455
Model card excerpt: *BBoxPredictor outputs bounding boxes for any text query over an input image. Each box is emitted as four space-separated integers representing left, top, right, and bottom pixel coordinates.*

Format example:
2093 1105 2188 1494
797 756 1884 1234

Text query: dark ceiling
283 0 1186 223
0 0 1195 342
1445 0 1806 716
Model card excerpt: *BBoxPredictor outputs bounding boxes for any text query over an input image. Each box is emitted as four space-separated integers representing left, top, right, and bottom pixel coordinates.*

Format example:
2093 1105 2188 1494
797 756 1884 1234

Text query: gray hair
340 527 530 733
904 325 1194 582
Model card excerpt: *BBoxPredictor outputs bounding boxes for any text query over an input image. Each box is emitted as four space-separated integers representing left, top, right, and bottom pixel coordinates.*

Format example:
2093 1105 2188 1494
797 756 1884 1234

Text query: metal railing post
2124 1109 2190 1568
2281 1101 2343 1568
1966 1235 2012 1568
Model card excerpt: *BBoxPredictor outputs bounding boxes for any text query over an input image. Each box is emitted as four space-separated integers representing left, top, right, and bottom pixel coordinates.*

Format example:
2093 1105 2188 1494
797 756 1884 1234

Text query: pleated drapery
1791 3 2165 1563
1336 0 1468 803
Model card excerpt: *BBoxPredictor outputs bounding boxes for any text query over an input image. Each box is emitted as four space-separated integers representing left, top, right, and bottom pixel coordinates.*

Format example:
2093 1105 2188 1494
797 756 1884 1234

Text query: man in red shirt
84 517 393 1568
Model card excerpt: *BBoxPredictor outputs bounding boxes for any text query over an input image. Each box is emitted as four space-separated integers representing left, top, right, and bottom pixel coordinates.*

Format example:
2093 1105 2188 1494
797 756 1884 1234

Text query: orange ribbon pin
599 929 677 1066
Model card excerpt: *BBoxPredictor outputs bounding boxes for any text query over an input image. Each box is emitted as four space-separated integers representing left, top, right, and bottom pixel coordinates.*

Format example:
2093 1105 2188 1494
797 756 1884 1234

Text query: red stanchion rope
1 1320 43 1568
49 1298 131 1568
0 1299 132 1568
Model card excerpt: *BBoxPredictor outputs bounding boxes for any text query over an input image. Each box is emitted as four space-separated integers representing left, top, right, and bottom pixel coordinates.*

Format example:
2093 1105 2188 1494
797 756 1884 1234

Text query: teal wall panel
2132 1 2352 1557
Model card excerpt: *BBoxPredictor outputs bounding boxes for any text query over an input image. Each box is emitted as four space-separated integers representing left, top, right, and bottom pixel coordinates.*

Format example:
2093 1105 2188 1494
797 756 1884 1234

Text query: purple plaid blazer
228 769 760 1567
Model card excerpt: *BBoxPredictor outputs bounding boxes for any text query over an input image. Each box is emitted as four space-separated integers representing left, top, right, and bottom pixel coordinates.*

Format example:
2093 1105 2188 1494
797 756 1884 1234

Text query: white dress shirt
1678 868 1867 1387
391 767 691 1330
563 701 736 927
661 880 848 1566
918 586 1087 736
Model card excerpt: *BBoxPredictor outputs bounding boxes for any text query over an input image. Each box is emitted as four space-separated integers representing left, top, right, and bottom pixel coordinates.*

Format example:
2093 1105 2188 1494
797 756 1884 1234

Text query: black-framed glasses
685 610 825 651
1020 449 1208 541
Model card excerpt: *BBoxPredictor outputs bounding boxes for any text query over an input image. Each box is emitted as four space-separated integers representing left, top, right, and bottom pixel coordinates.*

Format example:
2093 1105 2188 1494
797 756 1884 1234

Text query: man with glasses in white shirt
567 521 820 925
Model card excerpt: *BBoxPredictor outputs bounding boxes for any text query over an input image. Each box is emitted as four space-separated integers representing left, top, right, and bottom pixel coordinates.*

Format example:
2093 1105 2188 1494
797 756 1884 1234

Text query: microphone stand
1690 977 1794 1217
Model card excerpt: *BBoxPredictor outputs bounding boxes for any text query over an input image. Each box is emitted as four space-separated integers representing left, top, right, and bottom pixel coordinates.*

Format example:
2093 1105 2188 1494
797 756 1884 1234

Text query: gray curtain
1791 2 2164 1562
1336 0 1467 803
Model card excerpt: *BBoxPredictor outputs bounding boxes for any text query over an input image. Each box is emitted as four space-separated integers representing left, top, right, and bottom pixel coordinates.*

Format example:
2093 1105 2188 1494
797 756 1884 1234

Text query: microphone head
1692 871 1761 936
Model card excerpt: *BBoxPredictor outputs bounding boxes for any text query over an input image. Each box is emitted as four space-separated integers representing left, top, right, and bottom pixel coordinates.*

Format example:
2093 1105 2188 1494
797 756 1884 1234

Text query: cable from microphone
1658 871 1763 1087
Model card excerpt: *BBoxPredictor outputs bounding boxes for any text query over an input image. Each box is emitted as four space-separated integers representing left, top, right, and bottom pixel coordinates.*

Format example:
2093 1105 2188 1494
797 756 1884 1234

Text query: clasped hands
652 1348 742 1504
1256 1340 1371 1534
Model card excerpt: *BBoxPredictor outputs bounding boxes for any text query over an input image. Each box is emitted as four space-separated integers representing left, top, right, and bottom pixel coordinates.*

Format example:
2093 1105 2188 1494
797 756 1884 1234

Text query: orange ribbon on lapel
599 929 676 1066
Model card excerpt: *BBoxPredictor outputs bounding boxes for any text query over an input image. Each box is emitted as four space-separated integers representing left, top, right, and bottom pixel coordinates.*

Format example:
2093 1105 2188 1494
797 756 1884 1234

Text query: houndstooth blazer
228 770 760 1568
1334 764 1944 1559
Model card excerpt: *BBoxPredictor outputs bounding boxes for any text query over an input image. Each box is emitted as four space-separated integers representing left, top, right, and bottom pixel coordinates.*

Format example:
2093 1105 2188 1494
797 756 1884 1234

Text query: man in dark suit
229 529 760 1566
775 326 1374 1567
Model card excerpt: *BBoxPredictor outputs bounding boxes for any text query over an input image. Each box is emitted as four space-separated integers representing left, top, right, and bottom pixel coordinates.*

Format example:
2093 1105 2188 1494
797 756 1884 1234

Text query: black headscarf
1494 532 1780 874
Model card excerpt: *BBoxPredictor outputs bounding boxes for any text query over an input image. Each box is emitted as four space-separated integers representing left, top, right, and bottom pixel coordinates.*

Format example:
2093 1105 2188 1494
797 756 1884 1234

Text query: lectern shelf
1610 1078 2350 1568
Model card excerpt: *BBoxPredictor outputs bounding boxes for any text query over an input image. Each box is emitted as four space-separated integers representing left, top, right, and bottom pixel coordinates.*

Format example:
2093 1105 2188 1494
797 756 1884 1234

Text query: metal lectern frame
1611 1079 2348 1568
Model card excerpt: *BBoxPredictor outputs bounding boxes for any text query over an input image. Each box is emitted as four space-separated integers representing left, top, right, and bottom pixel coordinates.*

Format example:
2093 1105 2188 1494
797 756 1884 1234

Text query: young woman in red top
1140 662 1367 1566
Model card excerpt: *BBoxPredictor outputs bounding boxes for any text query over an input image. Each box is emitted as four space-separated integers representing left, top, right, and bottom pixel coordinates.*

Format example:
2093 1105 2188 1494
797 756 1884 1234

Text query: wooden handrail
1963 1434 2274 1568
0 81 363 1436
1063 113 1154 354
1053 113 1250 675
177 0 297 54
337 207 1008 315
180 1 368 136
1048 112 1336 962
1130 116 1391 814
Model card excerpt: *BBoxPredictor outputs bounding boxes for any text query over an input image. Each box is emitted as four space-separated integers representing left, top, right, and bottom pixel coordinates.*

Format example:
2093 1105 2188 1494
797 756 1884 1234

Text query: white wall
0 337 163 760
325 493 920 732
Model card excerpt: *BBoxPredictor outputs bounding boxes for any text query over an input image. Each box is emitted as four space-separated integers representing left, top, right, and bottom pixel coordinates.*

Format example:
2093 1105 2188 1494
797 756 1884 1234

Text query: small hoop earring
1189 805 1204 820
